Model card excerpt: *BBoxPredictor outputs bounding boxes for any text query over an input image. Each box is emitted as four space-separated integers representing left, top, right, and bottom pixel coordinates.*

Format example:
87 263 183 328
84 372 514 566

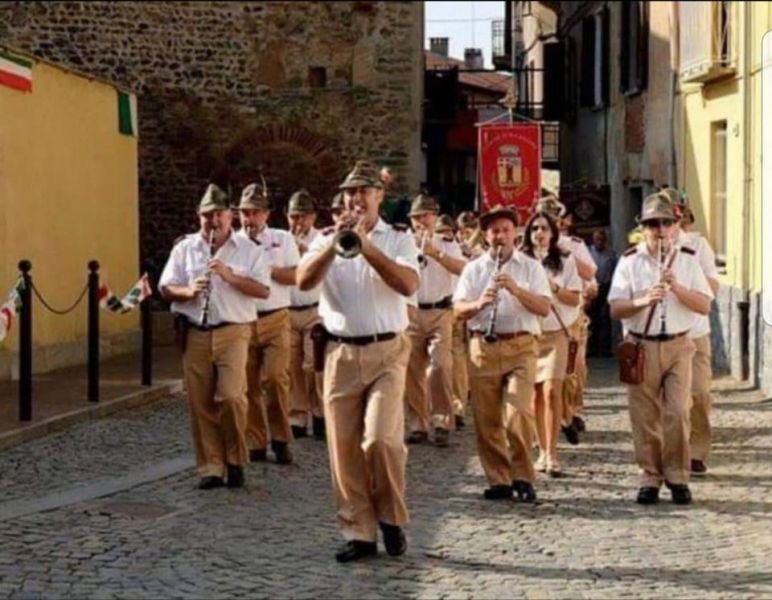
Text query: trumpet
200 227 217 326
333 213 362 259
483 244 505 343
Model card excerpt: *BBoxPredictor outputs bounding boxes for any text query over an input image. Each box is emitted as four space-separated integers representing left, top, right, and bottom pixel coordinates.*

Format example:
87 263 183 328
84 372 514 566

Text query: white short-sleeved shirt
159 230 270 325
541 253 583 332
290 227 322 307
417 235 465 304
678 229 719 339
608 242 714 336
301 218 420 336
559 234 597 283
243 227 300 312
453 249 552 335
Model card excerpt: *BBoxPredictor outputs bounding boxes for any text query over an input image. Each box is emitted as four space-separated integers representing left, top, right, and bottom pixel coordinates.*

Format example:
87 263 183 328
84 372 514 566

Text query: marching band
159 162 719 562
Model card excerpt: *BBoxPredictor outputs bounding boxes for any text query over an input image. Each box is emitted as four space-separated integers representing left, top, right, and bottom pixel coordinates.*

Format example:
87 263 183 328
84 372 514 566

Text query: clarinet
658 235 667 335
200 227 217 327
483 244 505 343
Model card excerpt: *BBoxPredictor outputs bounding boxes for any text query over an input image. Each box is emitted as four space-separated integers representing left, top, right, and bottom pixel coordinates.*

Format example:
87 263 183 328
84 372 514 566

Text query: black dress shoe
561 424 580 445
379 522 407 556
272 441 294 465
249 448 267 463
434 427 450 447
335 540 378 563
226 464 244 488
690 459 707 476
291 425 308 439
483 484 514 500
312 416 326 440
198 476 224 490
512 480 537 503
405 430 428 444
455 415 465 429
572 415 586 432
665 481 692 505
636 486 660 505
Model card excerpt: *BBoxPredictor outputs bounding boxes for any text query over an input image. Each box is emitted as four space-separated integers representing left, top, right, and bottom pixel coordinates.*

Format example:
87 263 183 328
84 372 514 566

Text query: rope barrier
30 281 88 315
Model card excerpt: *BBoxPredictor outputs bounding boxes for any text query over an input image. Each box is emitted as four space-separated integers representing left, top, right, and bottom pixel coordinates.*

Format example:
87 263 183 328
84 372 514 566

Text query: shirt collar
372 218 388 234
195 229 236 249
483 247 521 266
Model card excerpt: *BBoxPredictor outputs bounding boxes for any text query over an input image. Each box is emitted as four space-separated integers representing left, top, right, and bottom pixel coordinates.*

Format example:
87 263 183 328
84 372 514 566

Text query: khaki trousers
246 308 292 450
289 307 324 427
183 323 251 478
690 334 713 462
404 307 454 432
451 317 470 418
564 316 589 423
468 334 538 486
324 334 412 542
627 335 695 487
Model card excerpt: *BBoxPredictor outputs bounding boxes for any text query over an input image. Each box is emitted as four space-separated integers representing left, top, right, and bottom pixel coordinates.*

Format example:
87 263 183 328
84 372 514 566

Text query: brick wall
0 1 423 273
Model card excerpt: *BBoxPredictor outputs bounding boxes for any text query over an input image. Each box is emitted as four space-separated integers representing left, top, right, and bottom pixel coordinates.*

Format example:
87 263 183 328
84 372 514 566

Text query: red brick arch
221 125 345 218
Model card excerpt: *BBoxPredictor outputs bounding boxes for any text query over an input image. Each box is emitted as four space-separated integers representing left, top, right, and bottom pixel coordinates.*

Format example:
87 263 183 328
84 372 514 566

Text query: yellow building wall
0 52 139 373
678 2 770 293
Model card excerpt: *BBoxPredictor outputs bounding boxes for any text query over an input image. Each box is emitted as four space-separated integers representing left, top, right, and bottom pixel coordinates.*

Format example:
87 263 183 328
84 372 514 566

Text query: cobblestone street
1 359 771 599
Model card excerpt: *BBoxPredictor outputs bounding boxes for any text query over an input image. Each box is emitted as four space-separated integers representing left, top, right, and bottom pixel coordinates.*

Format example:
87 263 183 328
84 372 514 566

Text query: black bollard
141 267 152 387
18 260 32 422
87 260 100 403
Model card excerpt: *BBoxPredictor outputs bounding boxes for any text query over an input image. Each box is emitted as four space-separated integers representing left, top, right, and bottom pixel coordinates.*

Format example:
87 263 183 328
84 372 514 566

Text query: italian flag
118 90 138 136
0 280 25 343
98 273 152 314
0 50 33 92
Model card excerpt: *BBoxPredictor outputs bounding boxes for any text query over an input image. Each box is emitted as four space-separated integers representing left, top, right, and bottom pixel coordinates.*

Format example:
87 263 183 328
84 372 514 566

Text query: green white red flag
0 50 33 92
98 273 151 313
0 280 25 342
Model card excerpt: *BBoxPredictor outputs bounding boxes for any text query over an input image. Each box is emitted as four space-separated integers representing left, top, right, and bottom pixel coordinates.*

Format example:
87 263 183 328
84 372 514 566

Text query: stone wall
0 1 424 274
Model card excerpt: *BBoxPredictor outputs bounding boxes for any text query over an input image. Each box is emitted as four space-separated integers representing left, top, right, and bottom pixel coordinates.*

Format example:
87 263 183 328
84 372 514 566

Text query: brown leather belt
418 296 452 310
326 332 397 346
289 303 319 311
469 330 532 340
630 331 688 342
257 307 287 319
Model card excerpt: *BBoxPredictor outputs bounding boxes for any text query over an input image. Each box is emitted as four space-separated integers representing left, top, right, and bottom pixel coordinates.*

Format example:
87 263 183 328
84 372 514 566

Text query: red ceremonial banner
478 122 541 226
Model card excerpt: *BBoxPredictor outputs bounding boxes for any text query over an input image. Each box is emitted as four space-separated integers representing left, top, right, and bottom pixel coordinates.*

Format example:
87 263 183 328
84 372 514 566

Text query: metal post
87 260 100 403
18 260 32 422
141 266 152 386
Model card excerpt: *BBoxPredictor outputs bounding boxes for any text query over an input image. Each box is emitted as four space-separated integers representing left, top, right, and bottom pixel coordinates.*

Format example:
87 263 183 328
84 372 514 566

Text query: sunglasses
642 219 675 229
531 224 550 232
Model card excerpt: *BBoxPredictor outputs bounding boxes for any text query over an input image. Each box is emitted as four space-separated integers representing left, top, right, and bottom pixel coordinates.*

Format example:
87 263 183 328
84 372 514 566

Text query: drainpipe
740 0 752 382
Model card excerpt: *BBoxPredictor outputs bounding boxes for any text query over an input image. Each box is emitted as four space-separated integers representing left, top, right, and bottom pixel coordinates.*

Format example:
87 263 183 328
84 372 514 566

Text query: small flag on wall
0 50 33 92
118 90 138 136
0 279 25 343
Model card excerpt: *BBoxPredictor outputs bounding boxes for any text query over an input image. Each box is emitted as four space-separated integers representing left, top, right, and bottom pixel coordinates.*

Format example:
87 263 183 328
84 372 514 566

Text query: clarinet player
159 183 271 490
453 205 551 502
608 193 712 505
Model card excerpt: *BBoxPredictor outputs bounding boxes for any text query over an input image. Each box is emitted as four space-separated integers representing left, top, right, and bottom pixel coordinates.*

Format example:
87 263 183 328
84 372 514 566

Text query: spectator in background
587 229 616 357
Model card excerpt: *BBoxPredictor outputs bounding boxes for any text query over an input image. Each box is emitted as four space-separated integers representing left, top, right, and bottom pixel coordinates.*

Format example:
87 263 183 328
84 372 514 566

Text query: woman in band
521 212 582 477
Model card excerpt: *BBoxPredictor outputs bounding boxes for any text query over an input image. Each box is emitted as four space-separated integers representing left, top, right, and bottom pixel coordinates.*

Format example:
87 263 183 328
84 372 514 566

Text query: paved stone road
1 359 771 599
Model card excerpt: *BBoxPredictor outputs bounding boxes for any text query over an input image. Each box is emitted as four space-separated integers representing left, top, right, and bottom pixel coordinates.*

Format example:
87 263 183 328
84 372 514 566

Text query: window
711 121 728 266
679 1 735 83
562 37 577 123
580 8 609 109
620 1 649 94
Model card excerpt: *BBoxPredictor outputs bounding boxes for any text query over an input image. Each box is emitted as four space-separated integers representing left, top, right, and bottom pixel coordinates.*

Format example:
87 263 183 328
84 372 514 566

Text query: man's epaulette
173 234 187 246
571 236 583 243
322 226 336 236
248 237 262 247
680 246 696 255
392 223 409 232
623 246 638 257
441 234 455 242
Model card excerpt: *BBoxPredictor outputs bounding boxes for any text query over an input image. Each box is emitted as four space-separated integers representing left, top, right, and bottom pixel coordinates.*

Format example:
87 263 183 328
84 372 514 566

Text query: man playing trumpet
159 184 270 490
608 193 713 505
453 205 551 502
297 160 419 563
404 195 466 447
